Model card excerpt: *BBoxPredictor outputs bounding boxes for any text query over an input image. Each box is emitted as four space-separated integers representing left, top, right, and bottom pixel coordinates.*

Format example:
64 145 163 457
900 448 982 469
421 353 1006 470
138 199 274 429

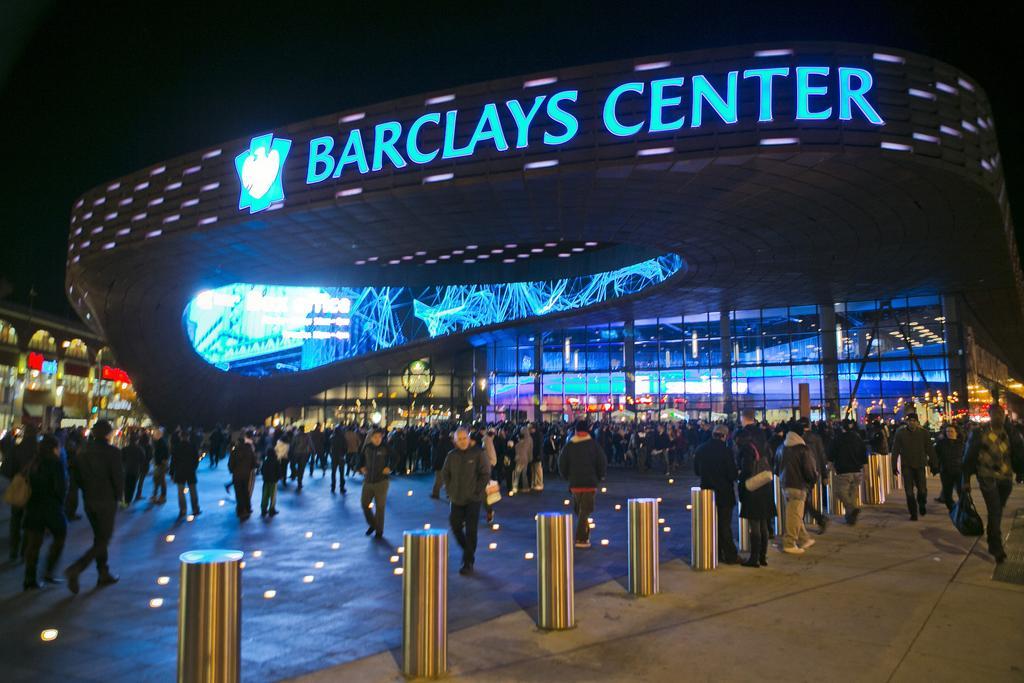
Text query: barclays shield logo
235 133 292 214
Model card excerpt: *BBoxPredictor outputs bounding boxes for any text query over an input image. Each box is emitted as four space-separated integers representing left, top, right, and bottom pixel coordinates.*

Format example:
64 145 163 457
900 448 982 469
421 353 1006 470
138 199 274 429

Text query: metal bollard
536 512 574 629
827 469 845 517
879 454 892 495
737 516 750 553
863 454 887 505
627 498 659 596
402 529 448 679
805 479 825 524
178 549 243 683
890 458 903 492
690 487 717 571
771 475 787 538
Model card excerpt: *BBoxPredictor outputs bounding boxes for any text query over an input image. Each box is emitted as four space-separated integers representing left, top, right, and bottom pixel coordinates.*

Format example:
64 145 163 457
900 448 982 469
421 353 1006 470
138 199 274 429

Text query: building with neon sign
65 43 1024 426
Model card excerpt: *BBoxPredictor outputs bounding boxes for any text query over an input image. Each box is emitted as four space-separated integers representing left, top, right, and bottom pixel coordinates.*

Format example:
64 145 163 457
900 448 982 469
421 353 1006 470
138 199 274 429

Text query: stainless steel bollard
805 479 825 524
737 516 750 553
863 454 887 505
690 487 717 571
827 469 845 517
536 512 574 629
402 529 448 678
772 475 787 538
178 549 243 683
627 498 659 596
879 454 892 495
890 457 903 492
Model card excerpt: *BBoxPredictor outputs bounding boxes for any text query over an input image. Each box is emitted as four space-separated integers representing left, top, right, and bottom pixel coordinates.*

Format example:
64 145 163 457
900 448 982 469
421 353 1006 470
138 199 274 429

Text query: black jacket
557 435 608 489
934 436 964 474
442 445 490 505
892 425 938 473
122 444 146 476
75 437 124 507
358 442 392 483
260 450 283 482
829 430 867 474
170 437 199 484
24 453 66 527
737 440 773 520
228 441 257 478
692 438 737 505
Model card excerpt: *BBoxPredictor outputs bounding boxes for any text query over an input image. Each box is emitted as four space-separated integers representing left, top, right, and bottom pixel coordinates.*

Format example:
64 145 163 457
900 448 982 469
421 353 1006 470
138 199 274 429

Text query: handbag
3 472 31 508
485 479 502 506
744 443 773 492
950 489 984 536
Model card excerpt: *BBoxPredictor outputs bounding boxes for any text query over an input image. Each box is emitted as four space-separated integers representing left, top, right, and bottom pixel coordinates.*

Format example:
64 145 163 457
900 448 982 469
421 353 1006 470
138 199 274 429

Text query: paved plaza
2 465 1022 682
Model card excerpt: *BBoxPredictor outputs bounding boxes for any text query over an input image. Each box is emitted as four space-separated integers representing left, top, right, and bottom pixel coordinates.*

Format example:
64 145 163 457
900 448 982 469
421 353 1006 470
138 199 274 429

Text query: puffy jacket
557 434 608 489
441 445 490 505
777 432 818 490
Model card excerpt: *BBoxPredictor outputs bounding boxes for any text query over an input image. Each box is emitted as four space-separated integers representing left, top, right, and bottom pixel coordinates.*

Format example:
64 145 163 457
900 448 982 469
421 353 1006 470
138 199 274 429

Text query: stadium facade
65 42 1024 426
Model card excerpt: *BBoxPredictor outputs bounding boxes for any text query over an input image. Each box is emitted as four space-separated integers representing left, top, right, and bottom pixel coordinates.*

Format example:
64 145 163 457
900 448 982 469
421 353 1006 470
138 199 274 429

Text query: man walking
442 427 491 575
329 425 347 493
829 419 868 525
891 413 938 520
693 424 739 564
228 432 257 520
777 430 818 555
558 420 608 549
963 404 1024 563
291 426 313 491
170 428 201 519
358 428 392 538
64 420 123 593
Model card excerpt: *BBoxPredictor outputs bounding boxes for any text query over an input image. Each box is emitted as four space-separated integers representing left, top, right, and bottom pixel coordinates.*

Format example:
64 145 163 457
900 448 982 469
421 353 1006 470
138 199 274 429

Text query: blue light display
184 254 683 376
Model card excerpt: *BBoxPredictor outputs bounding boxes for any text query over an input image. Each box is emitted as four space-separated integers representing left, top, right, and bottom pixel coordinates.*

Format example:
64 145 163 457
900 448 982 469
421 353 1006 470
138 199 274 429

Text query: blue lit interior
183 254 683 376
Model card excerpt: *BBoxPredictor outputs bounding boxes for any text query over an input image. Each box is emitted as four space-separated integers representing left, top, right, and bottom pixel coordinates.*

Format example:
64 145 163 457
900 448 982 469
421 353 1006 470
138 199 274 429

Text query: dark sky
1 0 1022 317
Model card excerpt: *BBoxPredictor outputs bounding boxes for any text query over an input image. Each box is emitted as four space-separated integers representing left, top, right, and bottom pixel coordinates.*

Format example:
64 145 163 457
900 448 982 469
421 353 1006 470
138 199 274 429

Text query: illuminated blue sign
184 254 683 375
235 133 292 213
237 64 883 213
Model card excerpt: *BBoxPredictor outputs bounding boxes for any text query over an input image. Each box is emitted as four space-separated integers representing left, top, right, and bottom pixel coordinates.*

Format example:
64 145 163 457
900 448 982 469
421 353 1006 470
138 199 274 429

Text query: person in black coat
64 420 123 593
933 425 964 511
228 434 257 520
150 428 170 503
693 424 739 564
735 411 773 567
22 434 67 590
121 432 146 507
169 428 201 518
260 444 282 516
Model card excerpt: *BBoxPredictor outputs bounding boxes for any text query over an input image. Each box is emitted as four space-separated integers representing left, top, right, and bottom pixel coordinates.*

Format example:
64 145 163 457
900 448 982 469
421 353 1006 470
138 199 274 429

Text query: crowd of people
2 404 1023 592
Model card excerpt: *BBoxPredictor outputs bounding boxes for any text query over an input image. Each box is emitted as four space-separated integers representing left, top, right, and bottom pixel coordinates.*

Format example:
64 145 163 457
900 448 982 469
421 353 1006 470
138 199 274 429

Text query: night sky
1 0 1021 317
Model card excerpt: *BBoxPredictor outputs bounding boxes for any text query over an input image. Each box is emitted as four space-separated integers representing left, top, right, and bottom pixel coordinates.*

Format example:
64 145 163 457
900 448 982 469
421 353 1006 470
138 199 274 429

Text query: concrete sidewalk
296 484 1024 682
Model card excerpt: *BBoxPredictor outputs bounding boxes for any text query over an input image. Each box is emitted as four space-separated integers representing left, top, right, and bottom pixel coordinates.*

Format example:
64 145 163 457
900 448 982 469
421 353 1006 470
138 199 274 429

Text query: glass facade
484 297 952 425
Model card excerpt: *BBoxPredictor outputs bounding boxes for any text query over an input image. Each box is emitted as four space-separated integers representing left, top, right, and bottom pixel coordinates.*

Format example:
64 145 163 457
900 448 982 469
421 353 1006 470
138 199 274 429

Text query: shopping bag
3 472 30 507
950 489 984 537
485 479 502 505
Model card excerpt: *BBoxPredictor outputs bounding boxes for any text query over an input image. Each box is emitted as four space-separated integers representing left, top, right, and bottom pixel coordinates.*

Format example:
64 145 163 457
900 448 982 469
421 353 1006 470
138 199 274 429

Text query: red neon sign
101 365 132 384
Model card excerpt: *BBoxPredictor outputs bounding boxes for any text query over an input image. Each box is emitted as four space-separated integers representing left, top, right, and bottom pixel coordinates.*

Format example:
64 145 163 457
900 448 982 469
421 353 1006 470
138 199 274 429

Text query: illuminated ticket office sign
236 65 883 213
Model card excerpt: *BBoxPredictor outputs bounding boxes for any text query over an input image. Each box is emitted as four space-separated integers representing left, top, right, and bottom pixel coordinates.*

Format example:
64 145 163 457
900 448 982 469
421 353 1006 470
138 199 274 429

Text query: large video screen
184 254 683 376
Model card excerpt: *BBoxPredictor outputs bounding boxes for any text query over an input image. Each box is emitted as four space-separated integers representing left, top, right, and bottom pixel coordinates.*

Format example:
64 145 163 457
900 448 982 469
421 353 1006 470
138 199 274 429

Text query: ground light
303 575 315 583
165 534 175 542
393 567 403 576
263 590 276 599
40 629 58 642
252 550 263 558
331 542 341 550
314 561 324 569
524 552 534 560
149 598 164 608
157 576 170 585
